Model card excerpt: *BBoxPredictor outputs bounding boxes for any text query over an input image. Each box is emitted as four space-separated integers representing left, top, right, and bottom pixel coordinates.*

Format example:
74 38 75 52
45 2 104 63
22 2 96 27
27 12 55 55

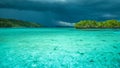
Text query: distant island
74 20 120 29
1 18 120 29
0 18 41 28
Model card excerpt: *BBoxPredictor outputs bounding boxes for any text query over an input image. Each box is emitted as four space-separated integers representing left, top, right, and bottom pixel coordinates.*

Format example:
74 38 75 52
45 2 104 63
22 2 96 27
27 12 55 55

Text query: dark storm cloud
0 0 120 26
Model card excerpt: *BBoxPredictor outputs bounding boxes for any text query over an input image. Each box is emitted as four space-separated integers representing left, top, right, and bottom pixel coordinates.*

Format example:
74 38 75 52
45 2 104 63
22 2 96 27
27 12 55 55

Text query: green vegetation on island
0 18 42 28
74 20 120 29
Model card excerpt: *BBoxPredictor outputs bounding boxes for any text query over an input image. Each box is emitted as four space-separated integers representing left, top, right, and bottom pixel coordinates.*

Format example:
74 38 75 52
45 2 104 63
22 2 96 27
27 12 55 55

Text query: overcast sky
0 0 120 26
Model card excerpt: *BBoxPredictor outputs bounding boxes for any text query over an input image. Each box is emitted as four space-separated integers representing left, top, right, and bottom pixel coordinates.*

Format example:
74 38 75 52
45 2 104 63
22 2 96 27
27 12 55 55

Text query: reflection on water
0 28 120 68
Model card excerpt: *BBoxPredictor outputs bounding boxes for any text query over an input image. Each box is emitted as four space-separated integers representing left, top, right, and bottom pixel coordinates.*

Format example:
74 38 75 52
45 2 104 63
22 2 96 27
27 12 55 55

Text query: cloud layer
0 0 120 26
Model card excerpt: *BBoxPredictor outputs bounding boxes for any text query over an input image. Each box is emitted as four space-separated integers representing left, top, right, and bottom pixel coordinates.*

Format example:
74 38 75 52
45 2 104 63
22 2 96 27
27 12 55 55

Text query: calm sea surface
0 28 120 68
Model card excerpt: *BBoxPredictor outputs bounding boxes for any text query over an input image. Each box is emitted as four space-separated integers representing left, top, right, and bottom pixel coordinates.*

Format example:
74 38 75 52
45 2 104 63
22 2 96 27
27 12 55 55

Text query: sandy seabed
0 28 120 68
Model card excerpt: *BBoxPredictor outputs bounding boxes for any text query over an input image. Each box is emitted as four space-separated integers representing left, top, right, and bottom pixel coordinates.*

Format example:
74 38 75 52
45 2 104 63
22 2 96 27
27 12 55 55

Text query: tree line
74 20 120 29
0 18 41 28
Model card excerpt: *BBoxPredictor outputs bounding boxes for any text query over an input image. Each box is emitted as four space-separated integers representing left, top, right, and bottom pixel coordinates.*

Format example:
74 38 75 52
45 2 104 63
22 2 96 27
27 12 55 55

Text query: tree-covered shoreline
1 18 120 29
74 20 120 29
0 18 41 28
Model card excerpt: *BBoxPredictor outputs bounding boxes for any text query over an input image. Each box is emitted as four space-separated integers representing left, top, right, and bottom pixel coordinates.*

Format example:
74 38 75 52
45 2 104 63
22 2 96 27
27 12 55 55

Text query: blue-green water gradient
0 28 120 68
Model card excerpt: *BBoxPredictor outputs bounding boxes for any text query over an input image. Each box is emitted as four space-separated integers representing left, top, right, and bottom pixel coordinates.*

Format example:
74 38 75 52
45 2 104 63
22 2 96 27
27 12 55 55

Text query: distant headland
0 18 41 28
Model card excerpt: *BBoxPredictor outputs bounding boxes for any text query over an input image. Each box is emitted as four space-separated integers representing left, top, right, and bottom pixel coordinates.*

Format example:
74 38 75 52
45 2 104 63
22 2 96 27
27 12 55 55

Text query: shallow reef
0 28 120 68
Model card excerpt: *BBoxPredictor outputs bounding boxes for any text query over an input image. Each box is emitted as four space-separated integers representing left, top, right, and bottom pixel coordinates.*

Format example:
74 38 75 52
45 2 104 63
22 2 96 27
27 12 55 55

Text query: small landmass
74 20 120 29
0 18 42 28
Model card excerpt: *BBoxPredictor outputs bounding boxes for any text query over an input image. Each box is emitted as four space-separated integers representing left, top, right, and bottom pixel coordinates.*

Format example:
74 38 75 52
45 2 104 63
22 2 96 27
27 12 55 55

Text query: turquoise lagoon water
0 28 120 68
